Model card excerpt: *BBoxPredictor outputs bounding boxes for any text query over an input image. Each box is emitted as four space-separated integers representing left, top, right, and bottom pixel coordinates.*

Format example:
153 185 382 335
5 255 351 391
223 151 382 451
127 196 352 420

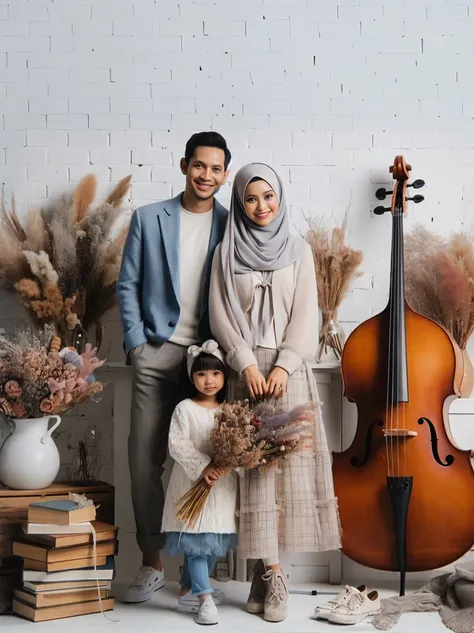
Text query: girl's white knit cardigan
161 398 238 535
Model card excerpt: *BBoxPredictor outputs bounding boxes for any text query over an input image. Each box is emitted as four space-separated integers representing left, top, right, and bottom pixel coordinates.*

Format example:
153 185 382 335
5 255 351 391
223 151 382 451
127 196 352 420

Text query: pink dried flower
78 344 104 378
4 380 22 400
48 378 66 394
52 392 64 407
40 398 53 413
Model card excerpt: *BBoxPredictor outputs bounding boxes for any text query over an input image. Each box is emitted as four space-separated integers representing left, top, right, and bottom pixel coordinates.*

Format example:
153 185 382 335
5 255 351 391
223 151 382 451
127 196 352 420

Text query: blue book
28 499 96 526
30 500 81 512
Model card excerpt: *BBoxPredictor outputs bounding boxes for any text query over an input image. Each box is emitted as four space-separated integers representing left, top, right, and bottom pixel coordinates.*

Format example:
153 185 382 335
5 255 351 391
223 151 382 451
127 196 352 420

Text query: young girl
161 340 237 626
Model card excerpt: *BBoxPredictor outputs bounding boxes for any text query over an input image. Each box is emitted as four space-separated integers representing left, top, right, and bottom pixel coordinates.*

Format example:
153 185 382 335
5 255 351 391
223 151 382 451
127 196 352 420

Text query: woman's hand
243 365 268 400
266 366 289 398
202 462 229 486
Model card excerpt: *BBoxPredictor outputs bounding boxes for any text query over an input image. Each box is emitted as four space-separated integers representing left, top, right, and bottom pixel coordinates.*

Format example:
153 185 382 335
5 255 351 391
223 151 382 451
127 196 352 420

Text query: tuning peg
408 179 425 189
375 187 393 201
406 194 424 204
373 206 391 215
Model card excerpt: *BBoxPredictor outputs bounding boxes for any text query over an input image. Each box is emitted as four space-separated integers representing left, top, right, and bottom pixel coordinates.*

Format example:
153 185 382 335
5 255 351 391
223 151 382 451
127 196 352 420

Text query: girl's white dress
162 398 237 555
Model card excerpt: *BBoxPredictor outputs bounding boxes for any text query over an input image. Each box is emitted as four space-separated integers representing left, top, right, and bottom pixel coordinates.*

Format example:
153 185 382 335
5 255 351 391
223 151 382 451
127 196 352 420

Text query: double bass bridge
350 417 455 469
384 429 418 438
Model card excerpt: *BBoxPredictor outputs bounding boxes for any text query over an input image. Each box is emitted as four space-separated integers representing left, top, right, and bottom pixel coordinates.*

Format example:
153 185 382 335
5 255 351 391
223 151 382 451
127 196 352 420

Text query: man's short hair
184 131 231 170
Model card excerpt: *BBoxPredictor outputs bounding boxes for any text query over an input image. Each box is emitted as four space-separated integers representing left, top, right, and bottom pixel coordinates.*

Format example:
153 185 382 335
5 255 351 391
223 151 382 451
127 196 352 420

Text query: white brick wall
0 0 473 585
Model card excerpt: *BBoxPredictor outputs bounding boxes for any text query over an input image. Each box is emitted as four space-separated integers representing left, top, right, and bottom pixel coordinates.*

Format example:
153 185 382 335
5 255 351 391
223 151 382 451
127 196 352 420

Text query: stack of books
11 498 118 622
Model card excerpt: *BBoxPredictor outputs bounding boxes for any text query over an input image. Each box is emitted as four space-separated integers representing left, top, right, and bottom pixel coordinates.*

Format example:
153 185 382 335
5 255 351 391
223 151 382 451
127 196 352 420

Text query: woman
209 163 341 623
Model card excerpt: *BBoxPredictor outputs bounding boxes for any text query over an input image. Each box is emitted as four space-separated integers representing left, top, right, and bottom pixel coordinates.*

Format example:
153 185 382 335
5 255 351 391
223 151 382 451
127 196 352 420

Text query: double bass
332 156 474 595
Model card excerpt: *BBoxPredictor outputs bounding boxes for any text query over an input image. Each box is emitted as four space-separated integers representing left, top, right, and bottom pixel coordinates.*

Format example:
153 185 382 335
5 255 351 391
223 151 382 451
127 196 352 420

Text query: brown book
22 522 118 548
28 500 96 526
24 580 110 593
13 596 114 622
23 555 106 573
13 539 118 563
14 587 109 608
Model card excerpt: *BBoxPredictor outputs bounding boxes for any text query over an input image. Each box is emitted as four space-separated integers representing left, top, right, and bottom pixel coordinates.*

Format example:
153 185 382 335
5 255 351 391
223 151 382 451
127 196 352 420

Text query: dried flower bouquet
405 225 474 350
0 325 104 419
305 213 363 361
176 400 315 529
0 174 132 348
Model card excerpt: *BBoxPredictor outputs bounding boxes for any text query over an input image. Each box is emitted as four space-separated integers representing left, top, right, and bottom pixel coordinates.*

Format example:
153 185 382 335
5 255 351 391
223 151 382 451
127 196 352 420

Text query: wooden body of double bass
333 302 474 572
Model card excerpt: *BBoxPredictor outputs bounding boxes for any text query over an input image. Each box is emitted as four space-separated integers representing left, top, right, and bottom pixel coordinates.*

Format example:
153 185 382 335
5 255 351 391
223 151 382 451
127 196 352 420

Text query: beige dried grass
305 212 363 359
405 224 474 349
0 175 132 341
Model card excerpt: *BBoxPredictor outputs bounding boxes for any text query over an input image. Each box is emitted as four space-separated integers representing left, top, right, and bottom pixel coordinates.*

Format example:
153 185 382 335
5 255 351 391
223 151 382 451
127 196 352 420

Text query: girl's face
192 368 225 398
243 179 279 227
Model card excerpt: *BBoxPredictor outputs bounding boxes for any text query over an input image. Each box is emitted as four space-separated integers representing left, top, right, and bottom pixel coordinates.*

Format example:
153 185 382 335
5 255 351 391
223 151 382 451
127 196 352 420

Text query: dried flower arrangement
0 325 104 419
305 212 363 361
176 400 314 529
0 174 132 349
405 224 474 349
405 224 474 397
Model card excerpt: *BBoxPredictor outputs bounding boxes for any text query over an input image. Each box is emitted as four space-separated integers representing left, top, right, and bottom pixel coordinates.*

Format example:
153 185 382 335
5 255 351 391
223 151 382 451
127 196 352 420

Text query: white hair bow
186 339 226 377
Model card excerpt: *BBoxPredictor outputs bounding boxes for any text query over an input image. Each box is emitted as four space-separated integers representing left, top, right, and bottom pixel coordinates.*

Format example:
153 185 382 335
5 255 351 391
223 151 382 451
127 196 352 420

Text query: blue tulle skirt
164 532 238 557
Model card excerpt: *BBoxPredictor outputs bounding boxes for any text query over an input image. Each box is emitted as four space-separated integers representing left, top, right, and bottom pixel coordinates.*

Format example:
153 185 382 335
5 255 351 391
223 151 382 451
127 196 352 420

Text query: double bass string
394 208 400 479
400 209 408 479
386 204 396 478
397 209 403 479
396 209 401 479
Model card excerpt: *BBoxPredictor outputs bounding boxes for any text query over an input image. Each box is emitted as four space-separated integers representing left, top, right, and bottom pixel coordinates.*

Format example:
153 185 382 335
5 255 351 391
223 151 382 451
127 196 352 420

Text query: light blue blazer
117 193 228 355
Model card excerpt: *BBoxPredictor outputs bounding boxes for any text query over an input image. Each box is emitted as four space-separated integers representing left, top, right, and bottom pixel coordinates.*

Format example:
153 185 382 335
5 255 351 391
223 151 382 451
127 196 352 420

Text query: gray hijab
218 162 304 348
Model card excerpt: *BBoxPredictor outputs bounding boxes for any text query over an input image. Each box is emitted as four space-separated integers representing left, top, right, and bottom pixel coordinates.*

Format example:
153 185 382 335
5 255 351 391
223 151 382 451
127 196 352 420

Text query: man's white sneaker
195 595 218 626
121 566 165 603
328 590 381 625
177 589 224 613
313 584 367 620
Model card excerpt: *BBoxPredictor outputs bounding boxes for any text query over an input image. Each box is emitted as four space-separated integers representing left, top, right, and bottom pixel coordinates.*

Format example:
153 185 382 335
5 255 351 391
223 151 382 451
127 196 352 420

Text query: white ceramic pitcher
0 416 61 490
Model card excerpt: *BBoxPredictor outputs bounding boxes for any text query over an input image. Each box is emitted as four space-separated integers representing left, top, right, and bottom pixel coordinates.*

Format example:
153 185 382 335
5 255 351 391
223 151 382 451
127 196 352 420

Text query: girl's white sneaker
328 590 381 625
313 585 367 620
195 596 218 626
178 589 224 613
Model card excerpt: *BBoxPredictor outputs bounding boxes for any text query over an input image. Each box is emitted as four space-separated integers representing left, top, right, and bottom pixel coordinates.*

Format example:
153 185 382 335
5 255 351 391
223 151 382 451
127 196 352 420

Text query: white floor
0 581 449 632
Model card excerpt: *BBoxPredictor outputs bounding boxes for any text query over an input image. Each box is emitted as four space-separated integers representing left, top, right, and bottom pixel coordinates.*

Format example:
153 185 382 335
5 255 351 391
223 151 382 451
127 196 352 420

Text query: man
117 131 231 604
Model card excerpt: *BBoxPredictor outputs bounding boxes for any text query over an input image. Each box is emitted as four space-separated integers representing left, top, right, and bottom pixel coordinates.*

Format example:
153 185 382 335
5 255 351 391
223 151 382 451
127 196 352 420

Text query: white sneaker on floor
178 589 224 613
313 584 367 620
121 566 165 603
328 590 381 625
195 596 218 626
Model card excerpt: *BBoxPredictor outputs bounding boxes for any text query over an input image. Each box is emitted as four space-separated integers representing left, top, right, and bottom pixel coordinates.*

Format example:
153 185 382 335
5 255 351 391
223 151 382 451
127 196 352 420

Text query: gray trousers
129 341 188 557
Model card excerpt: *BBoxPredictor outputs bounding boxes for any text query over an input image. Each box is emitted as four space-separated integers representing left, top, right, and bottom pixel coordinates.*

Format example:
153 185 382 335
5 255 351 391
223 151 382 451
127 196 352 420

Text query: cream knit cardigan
209 241 319 376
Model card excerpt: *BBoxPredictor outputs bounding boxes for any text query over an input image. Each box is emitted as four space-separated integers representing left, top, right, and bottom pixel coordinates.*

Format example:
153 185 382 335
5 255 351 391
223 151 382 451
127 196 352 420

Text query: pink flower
4 380 22 400
40 398 53 413
12 403 26 418
52 392 64 407
48 379 66 394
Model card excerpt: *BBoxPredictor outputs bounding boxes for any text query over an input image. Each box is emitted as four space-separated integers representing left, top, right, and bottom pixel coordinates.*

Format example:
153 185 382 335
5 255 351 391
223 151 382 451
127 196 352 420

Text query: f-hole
418 417 454 467
351 419 384 468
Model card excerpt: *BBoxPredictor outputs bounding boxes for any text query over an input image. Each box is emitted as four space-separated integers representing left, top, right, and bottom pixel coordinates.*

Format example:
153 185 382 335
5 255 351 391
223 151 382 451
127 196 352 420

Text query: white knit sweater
161 398 238 535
